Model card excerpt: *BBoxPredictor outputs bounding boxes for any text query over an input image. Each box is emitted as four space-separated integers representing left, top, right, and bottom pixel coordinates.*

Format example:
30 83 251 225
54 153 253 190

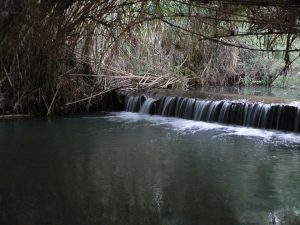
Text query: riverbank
2 86 300 118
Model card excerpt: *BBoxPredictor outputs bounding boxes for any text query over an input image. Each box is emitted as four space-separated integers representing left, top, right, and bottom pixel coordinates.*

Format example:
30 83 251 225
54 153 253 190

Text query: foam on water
106 112 226 131
124 95 300 132
105 112 300 145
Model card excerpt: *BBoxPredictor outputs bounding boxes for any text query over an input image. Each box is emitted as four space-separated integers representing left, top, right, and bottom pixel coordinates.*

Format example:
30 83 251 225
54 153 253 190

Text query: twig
47 81 63 116
66 87 121 106
0 114 33 119
3 66 13 88
69 73 142 79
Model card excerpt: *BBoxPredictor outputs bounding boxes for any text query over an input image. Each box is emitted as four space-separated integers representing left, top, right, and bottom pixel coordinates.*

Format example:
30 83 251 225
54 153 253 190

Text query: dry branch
66 87 121 106
1 0 299 115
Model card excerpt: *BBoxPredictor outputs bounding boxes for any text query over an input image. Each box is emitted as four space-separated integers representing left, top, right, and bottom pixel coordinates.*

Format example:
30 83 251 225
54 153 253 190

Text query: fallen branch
65 87 121 106
69 73 143 79
0 114 33 119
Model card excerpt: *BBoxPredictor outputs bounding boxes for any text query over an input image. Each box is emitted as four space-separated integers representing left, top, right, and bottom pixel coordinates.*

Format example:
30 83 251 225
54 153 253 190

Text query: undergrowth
1 1 299 115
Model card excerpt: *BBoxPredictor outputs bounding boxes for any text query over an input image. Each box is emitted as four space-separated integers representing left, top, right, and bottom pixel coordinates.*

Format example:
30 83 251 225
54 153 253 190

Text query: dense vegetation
1 0 300 115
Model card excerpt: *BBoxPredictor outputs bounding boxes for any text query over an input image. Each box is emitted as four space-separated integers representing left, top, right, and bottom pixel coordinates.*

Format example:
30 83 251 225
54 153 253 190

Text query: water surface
0 113 300 225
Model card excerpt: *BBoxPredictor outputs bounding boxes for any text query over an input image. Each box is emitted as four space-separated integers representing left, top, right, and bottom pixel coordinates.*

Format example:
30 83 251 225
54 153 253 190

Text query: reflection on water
0 114 300 225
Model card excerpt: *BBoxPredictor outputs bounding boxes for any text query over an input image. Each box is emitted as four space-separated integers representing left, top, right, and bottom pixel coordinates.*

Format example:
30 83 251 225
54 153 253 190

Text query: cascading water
124 95 145 112
139 98 157 114
124 95 300 132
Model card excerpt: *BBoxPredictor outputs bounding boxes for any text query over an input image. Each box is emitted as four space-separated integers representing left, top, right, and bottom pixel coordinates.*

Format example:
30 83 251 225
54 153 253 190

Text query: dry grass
0 0 299 115
0 0 138 114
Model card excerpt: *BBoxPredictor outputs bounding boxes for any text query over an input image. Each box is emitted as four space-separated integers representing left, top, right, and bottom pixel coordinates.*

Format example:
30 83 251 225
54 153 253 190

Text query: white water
125 95 300 133
139 98 156 114
107 112 300 145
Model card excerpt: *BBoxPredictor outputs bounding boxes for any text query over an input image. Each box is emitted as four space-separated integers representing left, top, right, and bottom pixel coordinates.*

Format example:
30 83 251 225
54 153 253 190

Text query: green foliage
1 0 300 114
273 74 300 89
173 60 187 90
240 52 285 86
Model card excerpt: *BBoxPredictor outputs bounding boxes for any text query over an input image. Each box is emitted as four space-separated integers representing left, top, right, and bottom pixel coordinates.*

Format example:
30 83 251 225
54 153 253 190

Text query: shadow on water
0 116 300 225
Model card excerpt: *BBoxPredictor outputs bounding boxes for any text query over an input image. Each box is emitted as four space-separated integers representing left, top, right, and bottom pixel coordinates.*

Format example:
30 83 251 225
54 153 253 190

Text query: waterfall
139 98 157 114
124 95 300 132
125 95 145 112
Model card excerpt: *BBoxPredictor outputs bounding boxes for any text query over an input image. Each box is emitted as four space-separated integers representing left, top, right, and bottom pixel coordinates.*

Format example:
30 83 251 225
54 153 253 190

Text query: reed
0 0 138 114
1 0 299 115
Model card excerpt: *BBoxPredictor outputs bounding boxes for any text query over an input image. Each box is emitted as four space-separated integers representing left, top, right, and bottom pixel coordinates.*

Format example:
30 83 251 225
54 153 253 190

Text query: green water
1 113 300 225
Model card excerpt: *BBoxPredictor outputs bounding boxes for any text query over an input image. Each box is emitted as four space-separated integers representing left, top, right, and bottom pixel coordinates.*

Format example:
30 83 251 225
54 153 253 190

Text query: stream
1 113 300 225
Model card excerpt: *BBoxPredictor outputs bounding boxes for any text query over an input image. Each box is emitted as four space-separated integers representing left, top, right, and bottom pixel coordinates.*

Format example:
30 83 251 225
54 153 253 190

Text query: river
0 113 300 225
